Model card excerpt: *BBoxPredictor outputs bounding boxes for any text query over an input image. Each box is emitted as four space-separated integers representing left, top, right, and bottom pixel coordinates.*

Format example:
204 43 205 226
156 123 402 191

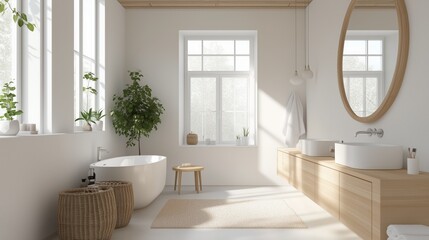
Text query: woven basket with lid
186 132 198 145
57 186 117 240
96 181 134 228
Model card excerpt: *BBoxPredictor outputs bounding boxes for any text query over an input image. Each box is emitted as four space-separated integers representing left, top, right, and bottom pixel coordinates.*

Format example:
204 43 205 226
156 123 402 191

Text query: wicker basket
57 186 117 240
96 181 134 228
186 132 198 145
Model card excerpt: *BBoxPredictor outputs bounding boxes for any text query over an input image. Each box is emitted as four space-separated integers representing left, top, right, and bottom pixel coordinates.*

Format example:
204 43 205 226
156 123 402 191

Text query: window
0 0 44 131
74 0 105 128
0 1 19 118
343 38 384 117
183 32 257 145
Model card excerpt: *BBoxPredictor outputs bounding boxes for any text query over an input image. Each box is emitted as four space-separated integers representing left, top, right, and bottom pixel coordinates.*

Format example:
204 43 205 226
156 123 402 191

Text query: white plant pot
0 120 20 136
94 120 103 131
82 122 92 131
241 136 249 146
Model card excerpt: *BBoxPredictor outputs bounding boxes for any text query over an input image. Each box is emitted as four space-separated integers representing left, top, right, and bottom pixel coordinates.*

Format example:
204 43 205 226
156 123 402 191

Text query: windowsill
180 144 257 148
0 130 105 139
0 132 65 138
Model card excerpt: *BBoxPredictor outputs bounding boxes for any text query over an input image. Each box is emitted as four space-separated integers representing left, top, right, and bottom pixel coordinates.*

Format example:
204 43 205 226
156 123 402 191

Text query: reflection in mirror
338 0 409 123
343 1 398 117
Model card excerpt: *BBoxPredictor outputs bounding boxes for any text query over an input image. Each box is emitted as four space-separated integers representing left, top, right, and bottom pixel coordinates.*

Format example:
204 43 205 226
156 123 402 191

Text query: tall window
74 0 105 127
343 37 384 117
0 1 19 118
184 32 257 145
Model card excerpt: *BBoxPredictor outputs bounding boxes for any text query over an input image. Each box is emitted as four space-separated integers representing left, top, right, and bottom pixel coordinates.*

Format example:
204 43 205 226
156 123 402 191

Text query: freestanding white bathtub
90 155 166 209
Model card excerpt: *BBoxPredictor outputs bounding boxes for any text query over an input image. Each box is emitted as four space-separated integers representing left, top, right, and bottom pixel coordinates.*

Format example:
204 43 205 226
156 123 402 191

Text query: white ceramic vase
0 120 20 136
241 136 249 146
82 122 92 131
93 121 103 131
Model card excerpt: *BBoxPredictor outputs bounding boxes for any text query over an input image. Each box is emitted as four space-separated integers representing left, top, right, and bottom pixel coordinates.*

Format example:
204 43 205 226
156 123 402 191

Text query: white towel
387 225 429 238
282 91 305 147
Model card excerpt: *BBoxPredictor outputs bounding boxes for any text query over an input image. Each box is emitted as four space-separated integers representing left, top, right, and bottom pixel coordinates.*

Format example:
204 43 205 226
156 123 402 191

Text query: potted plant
242 127 250 146
75 108 95 131
0 81 23 135
111 71 164 155
92 109 105 131
82 72 98 110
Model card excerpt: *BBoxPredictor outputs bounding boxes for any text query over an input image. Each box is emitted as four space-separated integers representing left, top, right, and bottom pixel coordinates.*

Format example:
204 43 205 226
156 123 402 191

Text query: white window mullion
16 0 23 123
95 0 99 111
217 76 222 144
39 0 45 133
78 0 83 114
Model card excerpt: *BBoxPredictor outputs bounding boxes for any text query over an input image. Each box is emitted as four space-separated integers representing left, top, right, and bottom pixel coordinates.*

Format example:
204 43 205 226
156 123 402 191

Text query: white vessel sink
335 142 403 169
300 139 338 157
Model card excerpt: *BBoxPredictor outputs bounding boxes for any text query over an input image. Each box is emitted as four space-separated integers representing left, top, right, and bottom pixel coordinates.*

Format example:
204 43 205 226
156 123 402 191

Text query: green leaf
26 23 34 31
0 3 5 13
18 18 24 27
13 14 18 22
21 13 27 21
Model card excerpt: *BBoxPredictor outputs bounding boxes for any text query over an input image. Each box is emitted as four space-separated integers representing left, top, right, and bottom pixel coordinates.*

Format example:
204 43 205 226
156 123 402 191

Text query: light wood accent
118 0 312 8
277 148 429 240
337 0 409 123
340 173 372 240
301 159 315 200
355 0 396 8
315 164 339 219
173 165 204 194
277 150 290 181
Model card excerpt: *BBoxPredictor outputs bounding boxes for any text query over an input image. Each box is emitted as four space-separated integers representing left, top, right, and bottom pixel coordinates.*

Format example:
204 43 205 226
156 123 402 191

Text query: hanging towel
282 91 306 147
387 225 429 238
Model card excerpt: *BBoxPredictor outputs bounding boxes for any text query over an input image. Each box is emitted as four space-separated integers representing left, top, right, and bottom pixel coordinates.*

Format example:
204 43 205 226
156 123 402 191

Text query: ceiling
118 0 313 8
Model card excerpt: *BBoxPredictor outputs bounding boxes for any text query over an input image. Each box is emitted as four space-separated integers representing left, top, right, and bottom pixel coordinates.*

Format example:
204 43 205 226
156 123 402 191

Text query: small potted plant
75 108 95 131
236 135 241 146
92 109 105 131
242 127 250 146
0 81 23 136
82 72 98 110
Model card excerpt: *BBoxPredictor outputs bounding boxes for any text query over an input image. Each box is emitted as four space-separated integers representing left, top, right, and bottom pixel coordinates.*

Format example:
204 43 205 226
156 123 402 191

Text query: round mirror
338 0 409 123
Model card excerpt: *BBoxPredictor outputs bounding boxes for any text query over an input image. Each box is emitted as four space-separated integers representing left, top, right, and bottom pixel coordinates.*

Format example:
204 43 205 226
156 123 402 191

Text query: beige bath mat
151 199 306 229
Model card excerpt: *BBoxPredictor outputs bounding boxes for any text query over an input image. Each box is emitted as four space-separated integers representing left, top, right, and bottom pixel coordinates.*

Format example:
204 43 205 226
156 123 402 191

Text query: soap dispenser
87 168 96 185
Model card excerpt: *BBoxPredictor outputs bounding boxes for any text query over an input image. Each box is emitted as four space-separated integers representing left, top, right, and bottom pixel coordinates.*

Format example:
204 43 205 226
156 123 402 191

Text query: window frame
74 0 104 129
343 36 385 117
183 33 257 145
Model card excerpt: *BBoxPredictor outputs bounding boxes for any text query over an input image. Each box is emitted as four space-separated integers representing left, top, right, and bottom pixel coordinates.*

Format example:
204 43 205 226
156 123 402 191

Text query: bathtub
90 155 166 209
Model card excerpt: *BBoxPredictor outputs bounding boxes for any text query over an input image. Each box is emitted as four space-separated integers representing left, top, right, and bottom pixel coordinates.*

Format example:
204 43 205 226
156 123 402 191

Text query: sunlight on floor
110 186 362 240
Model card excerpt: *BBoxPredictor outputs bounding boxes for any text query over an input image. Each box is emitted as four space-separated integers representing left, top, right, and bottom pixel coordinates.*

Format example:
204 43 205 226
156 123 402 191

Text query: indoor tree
111 71 164 155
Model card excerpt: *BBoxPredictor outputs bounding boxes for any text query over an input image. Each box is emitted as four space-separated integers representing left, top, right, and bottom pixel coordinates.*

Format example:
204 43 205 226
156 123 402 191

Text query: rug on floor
151 198 306 229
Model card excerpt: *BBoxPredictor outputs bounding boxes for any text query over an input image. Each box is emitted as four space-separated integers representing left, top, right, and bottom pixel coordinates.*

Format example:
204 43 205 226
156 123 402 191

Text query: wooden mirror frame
337 0 409 123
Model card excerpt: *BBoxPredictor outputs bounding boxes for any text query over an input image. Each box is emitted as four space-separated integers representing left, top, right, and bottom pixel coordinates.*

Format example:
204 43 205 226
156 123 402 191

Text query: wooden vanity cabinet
340 173 372 240
314 164 340 219
277 148 429 240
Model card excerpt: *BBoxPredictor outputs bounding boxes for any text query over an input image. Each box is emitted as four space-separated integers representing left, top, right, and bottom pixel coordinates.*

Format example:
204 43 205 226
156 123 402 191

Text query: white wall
307 0 429 170
0 1 126 239
125 8 306 185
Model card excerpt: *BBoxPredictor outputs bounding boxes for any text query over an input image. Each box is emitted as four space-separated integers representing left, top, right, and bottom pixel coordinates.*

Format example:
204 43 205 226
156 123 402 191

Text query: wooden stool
173 165 204 194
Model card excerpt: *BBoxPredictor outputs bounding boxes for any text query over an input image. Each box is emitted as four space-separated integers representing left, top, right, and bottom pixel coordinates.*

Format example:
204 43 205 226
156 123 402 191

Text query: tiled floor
110 185 361 240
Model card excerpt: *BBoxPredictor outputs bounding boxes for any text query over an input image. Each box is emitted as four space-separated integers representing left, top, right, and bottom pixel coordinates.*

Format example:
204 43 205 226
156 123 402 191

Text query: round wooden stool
172 165 204 194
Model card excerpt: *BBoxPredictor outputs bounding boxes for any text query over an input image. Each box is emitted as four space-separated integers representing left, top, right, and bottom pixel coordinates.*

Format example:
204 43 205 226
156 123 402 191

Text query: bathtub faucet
97 146 109 161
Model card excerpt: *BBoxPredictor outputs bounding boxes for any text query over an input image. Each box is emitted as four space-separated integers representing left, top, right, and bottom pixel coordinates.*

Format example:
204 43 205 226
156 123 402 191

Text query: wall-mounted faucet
97 146 109 161
355 128 384 138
